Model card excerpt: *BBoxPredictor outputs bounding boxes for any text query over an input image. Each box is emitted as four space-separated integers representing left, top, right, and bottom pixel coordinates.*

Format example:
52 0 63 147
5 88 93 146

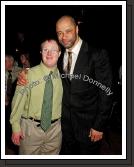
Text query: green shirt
10 61 63 133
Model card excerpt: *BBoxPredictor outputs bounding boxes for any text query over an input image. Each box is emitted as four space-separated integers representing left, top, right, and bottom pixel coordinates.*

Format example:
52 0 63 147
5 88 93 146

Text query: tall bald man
56 15 113 155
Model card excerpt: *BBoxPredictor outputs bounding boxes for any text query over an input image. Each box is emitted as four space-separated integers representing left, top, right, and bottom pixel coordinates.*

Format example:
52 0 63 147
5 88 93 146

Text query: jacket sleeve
92 49 113 132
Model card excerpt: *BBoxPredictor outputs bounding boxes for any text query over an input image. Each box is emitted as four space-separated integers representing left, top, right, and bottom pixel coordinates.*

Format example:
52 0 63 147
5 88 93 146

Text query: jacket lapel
73 41 89 75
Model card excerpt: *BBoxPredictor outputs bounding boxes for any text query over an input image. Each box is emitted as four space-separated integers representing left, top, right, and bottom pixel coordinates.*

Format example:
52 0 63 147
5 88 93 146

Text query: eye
66 29 73 34
57 32 62 37
42 49 59 54
66 30 71 33
42 49 48 53
51 50 59 54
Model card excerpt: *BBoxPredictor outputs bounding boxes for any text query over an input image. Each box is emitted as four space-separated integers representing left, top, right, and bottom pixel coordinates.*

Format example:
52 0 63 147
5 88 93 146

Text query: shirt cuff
11 122 21 133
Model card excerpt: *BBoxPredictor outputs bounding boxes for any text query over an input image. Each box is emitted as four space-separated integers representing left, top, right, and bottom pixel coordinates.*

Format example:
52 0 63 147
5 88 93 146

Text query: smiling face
41 40 61 68
56 16 79 50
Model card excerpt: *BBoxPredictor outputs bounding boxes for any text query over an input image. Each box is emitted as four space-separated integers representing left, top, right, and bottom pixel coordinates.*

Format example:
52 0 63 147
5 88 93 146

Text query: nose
61 33 67 40
47 50 52 55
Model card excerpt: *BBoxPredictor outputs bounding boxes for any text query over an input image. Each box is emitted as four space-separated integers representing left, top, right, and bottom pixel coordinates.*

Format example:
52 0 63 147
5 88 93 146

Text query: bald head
56 15 77 28
56 15 79 49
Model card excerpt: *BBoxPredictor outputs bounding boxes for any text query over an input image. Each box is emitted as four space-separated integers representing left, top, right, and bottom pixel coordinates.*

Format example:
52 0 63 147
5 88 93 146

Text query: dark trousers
60 112 101 155
5 105 12 147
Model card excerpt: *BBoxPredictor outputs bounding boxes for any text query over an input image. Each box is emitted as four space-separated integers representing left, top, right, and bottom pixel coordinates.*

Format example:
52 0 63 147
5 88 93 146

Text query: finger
93 137 99 142
88 131 91 138
17 79 28 86
15 138 20 146
24 69 28 74
14 141 20 146
91 135 95 142
91 134 99 142
12 135 20 145
18 73 24 80
12 137 15 144
17 80 25 85
17 81 22 86
21 133 24 139
12 138 19 145
94 135 103 142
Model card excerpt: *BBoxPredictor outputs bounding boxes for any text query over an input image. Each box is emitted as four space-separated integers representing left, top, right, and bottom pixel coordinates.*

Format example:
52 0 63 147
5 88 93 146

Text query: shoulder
27 64 42 80
80 40 98 54
86 41 109 59
82 40 110 64
12 66 22 80
92 48 109 63
28 64 41 74
13 66 22 73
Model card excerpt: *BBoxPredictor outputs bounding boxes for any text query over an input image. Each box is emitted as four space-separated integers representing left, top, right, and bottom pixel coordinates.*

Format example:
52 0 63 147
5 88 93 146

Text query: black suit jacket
58 40 113 141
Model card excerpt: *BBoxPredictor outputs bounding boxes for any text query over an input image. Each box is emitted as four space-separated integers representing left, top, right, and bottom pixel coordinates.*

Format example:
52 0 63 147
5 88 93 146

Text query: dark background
4 4 124 157
5 5 122 83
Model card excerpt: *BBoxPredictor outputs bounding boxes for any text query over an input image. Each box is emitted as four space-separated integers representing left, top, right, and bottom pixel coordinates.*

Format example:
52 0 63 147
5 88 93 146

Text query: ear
58 51 61 57
76 25 79 34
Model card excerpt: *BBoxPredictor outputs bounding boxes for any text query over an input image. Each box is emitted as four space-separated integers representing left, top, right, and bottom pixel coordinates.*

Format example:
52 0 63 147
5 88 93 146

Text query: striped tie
65 51 72 74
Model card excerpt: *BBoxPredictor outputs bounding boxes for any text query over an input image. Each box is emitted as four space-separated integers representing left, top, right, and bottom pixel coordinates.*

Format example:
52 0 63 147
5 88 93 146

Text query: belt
29 117 40 123
22 117 59 125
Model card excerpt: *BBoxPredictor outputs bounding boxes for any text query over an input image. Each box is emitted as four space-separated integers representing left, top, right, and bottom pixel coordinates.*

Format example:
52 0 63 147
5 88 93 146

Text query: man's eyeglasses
42 49 59 54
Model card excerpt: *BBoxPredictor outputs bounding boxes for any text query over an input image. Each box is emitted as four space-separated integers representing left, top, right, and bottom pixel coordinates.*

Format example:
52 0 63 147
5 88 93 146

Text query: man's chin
63 44 72 49
46 63 56 68
61 42 71 48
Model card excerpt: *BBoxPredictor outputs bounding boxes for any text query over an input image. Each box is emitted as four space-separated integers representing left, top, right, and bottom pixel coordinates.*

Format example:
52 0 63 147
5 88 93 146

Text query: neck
47 65 57 70
42 61 57 70
7 67 13 71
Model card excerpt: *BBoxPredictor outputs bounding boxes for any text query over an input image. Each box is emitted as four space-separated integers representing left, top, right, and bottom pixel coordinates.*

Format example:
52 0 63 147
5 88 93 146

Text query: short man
18 15 113 155
10 39 63 155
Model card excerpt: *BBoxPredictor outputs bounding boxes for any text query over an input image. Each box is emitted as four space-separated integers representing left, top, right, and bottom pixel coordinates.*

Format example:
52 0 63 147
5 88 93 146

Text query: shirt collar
40 61 58 75
66 38 82 55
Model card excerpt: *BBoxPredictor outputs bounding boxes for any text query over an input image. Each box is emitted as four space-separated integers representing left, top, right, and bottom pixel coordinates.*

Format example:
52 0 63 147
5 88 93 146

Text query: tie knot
8 70 12 78
8 70 12 73
49 71 53 76
68 52 72 57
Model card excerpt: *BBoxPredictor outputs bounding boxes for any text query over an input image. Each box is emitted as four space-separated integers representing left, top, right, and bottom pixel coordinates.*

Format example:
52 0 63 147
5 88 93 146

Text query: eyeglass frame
41 48 60 54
